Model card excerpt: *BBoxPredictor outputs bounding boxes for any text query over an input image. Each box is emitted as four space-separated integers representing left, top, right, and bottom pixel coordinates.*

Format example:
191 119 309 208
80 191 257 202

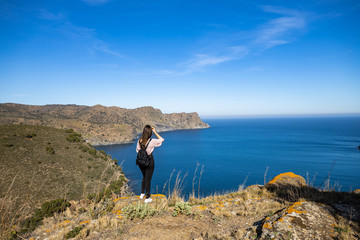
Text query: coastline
91 124 210 146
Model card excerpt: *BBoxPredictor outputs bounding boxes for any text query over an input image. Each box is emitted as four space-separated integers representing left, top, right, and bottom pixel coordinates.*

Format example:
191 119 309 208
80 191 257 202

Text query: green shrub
113 158 119 164
87 193 96 200
65 129 74 133
122 203 156 220
21 199 70 233
41 198 70 217
334 226 349 233
25 132 36 138
96 188 112 203
45 146 55 154
64 225 84 239
88 148 97 156
109 179 125 194
21 209 44 233
5 144 13 147
172 202 192 217
78 207 86 214
109 181 120 192
66 132 82 142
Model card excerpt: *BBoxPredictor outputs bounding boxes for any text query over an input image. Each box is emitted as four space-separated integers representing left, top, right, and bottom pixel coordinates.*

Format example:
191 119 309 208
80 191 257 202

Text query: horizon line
200 113 360 119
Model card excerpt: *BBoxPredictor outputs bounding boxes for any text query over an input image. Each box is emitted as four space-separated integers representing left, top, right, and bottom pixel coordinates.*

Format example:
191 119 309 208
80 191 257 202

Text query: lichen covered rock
260 201 337 239
353 189 360 194
267 172 306 187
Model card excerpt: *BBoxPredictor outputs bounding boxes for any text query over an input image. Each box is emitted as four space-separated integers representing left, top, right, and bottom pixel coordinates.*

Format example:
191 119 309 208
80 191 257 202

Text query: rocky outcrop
21 172 360 240
260 201 338 239
0 103 209 145
266 172 306 188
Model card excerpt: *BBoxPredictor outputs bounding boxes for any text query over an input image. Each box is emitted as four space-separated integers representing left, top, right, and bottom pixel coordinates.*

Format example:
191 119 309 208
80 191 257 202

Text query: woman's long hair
139 125 152 149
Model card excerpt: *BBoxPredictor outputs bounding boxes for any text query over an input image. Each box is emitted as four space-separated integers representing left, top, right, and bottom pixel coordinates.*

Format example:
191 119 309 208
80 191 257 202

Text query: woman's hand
152 127 163 140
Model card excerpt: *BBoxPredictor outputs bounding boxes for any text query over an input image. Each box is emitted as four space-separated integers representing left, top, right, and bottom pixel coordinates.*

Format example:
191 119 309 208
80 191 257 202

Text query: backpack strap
145 138 152 149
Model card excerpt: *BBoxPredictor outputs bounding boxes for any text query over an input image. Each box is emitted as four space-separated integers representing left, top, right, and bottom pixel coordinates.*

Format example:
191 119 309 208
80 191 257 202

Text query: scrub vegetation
0 124 127 240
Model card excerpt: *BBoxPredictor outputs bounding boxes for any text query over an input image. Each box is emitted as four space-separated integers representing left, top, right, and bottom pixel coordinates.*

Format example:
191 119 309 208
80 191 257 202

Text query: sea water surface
96 116 360 196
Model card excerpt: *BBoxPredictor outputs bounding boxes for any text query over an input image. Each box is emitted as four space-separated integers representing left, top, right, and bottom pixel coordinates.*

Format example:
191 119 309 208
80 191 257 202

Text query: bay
95 116 360 197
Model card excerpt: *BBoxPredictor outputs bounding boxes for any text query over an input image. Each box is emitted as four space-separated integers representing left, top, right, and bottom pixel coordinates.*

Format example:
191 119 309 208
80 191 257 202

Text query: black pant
139 154 155 198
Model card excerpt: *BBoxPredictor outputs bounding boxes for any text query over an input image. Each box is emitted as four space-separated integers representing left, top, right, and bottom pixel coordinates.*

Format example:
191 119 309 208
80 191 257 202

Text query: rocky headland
0 103 209 145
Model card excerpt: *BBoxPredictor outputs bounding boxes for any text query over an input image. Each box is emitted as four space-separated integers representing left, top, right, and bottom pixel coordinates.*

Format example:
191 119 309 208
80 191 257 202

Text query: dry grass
0 124 128 239
0 174 44 240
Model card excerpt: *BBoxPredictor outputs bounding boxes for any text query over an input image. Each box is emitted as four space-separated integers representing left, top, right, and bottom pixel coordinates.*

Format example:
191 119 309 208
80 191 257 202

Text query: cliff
0 103 209 145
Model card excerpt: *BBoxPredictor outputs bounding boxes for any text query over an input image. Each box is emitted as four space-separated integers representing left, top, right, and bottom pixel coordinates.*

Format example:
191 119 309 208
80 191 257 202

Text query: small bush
122 203 156 220
78 207 86 214
45 146 55 154
88 148 97 156
65 129 74 133
64 225 84 239
172 202 192 217
5 144 13 147
109 178 126 195
21 199 70 233
41 198 70 217
25 132 36 138
113 158 119 164
334 226 349 233
66 132 82 142
87 193 96 200
96 188 112 203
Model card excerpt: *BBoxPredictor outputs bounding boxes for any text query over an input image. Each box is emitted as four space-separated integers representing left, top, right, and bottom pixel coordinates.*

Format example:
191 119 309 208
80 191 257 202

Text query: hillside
0 124 127 237
0 103 210 145
25 173 360 240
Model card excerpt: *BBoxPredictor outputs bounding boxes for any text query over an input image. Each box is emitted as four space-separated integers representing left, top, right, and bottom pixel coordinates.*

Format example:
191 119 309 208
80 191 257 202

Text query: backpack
136 139 152 168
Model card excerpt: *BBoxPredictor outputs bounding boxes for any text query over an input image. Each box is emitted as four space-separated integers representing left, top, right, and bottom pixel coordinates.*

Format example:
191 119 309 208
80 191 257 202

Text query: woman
136 125 164 203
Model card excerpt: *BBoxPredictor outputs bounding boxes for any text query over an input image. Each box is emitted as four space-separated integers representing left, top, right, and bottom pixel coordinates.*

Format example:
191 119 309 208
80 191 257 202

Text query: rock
353 189 360 194
260 201 337 239
266 172 306 187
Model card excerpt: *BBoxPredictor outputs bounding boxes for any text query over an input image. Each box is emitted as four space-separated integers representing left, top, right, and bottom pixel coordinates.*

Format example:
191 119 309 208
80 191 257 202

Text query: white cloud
82 0 111 6
37 9 65 21
173 6 307 74
255 6 306 48
93 42 125 58
180 46 249 74
37 9 124 59
182 54 231 72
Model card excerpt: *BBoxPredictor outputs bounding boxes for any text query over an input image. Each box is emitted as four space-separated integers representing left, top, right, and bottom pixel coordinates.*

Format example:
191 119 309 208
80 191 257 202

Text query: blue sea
96 116 360 197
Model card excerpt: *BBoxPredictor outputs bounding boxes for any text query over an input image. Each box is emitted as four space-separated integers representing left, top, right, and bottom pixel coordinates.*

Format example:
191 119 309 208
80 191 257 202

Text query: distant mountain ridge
0 103 209 145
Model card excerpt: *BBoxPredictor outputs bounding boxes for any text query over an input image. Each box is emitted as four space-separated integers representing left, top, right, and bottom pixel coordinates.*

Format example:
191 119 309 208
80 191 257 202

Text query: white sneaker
144 198 152 203
140 193 145 199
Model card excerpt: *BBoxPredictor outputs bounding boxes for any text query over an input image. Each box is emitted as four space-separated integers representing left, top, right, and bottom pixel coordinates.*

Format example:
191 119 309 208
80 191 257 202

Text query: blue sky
1 0 359 116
